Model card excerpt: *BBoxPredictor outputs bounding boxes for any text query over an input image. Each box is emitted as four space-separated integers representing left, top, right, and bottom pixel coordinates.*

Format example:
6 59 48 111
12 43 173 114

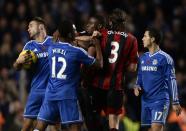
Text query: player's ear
39 24 45 31
151 37 155 43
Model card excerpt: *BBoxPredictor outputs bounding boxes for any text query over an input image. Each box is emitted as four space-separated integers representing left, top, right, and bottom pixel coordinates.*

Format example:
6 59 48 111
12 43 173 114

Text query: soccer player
88 9 139 131
76 15 106 131
13 17 53 131
34 20 102 131
134 27 182 131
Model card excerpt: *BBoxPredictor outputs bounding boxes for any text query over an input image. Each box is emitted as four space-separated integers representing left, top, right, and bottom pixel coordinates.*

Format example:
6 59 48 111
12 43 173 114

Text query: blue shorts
141 100 170 126
24 92 45 119
37 99 83 124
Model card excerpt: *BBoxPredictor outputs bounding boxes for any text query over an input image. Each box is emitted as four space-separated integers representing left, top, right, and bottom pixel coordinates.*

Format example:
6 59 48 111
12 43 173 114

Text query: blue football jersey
136 50 179 104
23 36 53 93
46 41 95 100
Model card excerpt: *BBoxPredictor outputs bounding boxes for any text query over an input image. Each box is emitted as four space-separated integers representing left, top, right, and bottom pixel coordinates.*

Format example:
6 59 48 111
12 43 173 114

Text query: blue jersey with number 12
46 41 95 101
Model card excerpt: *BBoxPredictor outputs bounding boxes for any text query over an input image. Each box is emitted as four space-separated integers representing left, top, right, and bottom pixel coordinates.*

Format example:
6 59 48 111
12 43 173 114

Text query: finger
24 61 32 65
176 108 181 116
24 56 32 63
176 110 180 116
134 89 139 96
134 85 141 90
26 50 31 54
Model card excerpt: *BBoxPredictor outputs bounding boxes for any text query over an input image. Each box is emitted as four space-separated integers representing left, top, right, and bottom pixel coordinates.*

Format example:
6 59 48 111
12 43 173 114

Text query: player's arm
134 58 143 96
77 38 103 68
90 38 103 68
75 36 92 42
74 39 90 49
88 46 96 57
165 59 182 116
75 31 102 50
127 37 138 72
13 51 32 70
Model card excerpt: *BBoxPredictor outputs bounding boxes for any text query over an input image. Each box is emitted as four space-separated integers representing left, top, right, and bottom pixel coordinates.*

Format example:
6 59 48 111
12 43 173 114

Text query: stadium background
0 0 185 131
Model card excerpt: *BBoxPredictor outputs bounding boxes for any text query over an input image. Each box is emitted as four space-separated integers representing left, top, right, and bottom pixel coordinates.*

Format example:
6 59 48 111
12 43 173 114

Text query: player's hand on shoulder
92 30 101 38
133 85 141 96
172 104 182 116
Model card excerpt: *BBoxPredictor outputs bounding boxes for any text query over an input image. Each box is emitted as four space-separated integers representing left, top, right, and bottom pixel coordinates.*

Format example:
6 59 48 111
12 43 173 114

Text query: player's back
93 29 138 90
46 41 95 101
139 50 173 102
23 36 53 93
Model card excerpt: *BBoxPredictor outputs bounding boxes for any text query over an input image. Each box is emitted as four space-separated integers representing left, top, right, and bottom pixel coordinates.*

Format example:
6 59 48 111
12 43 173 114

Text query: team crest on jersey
141 60 144 64
152 59 158 65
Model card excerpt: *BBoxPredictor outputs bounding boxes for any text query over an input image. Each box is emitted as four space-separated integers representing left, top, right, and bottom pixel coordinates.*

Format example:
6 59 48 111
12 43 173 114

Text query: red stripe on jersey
93 29 138 90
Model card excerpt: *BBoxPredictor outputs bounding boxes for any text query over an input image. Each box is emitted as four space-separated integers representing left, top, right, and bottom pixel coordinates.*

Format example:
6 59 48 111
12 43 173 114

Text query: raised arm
91 38 103 68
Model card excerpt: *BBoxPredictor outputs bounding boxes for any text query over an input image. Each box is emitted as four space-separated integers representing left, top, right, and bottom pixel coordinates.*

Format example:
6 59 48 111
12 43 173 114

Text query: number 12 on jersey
52 56 67 79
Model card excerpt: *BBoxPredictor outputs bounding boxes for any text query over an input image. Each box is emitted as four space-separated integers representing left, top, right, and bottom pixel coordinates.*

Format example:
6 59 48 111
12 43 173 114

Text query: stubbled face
86 17 97 34
142 31 152 48
28 21 40 38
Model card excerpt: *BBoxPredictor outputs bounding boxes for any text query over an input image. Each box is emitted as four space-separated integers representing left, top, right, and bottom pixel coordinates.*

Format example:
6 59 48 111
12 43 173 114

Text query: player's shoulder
39 35 53 44
71 44 88 55
57 41 86 53
158 50 173 64
100 28 108 35
127 33 137 40
140 52 149 58
138 52 148 63
46 36 53 41
23 40 34 50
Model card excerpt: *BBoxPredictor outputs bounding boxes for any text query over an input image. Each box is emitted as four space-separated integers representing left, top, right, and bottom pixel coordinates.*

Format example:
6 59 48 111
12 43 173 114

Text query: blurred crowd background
0 0 186 131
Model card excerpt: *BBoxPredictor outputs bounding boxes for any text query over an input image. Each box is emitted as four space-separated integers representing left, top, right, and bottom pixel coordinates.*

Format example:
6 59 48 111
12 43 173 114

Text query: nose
142 37 144 41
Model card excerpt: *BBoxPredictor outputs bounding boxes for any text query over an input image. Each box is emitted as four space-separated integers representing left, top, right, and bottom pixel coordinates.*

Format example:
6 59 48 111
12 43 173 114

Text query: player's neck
60 37 72 44
149 44 160 55
35 32 47 43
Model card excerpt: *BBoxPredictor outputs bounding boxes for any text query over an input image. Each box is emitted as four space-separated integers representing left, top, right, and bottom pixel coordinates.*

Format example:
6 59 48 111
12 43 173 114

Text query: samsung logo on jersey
52 48 66 55
142 66 157 71
37 52 48 58
107 31 128 37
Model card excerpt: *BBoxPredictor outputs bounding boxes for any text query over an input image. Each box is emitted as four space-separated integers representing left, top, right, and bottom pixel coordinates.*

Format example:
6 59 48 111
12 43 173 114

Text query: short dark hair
146 27 163 45
94 15 106 30
31 17 46 28
109 8 127 31
58 20 75 41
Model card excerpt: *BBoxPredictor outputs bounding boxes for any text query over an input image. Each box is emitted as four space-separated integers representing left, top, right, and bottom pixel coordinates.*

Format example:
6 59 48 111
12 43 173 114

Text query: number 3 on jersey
108 41 119 63
52 56 67 79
